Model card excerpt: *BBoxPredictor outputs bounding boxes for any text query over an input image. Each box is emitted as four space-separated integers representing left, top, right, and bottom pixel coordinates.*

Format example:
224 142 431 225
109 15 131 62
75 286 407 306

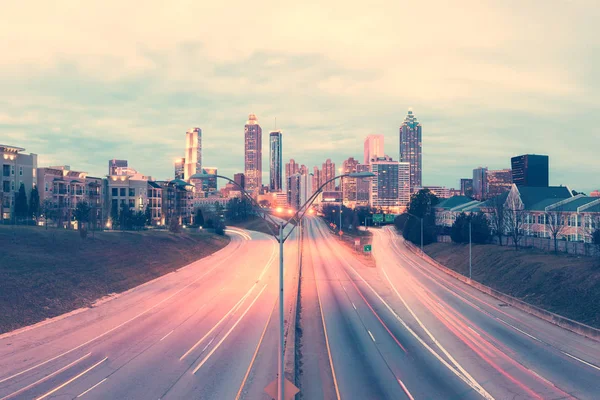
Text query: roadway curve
301 217 600 399
0 227 299 400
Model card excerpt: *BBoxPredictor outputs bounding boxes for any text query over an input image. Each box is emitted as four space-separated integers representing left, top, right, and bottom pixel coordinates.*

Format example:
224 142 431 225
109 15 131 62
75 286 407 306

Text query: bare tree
487 195 506 246
505 190 525 250
545 204 568 254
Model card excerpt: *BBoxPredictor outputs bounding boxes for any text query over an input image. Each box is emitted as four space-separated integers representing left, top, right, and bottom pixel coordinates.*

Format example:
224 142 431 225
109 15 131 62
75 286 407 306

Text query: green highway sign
384 214 396 223
372 214 384 223
363 244 372 252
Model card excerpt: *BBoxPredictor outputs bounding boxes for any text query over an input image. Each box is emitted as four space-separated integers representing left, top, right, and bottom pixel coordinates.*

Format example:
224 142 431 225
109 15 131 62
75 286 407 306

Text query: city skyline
0 2 597 192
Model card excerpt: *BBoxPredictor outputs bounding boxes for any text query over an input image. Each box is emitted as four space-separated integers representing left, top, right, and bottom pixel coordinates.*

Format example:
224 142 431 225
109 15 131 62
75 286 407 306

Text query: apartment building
1 144 38 221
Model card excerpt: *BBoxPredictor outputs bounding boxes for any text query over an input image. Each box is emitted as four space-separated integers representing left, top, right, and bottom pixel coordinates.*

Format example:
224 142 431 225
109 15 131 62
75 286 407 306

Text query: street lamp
405 211 424 255
191 170 374 400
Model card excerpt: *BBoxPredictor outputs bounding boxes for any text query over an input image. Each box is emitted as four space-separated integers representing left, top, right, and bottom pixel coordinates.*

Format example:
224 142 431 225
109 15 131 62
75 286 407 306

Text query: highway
300 217 600 399
0 227 299 400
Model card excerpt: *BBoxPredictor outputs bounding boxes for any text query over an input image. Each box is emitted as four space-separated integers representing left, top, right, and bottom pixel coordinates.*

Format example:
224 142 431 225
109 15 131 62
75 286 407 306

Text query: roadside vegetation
0 225 229 334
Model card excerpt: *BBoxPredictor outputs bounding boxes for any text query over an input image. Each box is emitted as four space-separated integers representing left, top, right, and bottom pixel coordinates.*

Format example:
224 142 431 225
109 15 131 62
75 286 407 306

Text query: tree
394 213 410 232
403 189 439 246
195 208 205 227
29 186 40 221
593 228 600 257
505 198 526 251
545 205 568 254
487 195 506 246
451 212 470 243
133 210 146 230
40 198 55 230
110 201 120 229
144 204 152 226
14 183 28 222
470 213 491 244
168 216 181 233
74 201 91 238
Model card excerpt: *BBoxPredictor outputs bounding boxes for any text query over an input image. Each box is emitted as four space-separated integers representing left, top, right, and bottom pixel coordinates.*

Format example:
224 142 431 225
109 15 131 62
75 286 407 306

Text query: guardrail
403 239 600 342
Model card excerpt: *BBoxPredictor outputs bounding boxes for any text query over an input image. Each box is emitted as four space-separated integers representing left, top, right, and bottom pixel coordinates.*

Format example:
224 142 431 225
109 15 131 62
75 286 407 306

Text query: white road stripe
201 337 215 353
468 326 481 337
496 318 541 342
368 330 376 342
36 357 108 400
397 378 416 400
0 353 92 400
76 378 107 398
562 351 600 372
352 302 357 310
160 330 174 341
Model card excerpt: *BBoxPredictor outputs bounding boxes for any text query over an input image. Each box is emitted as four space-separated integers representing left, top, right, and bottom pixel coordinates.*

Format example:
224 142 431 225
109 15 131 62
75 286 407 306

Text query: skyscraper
312 166 321 196
460 178 474 197
322 159 336 191
184 128 202 182
511 154 549 187
399 109 422 191
487 169 512 197
174 158 185 180
269 131 282 192
244 114 262 193
364 135 384 165
472 167 488 200
369 156 408 212
234 173 245 190
341 157 359 207
285 159 300 188
356 164 371 206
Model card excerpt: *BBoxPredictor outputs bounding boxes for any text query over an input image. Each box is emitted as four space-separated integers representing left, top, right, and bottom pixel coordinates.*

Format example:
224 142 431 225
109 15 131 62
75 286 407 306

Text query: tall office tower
460 178 474 197
285 159 300 186
234 173 245 190
341 157 359 207
356 164 371 206
511 154 549 187
322 159 336 191
312 166 322 195
364 134 384 165
174 158 185 180
244 114 262 193
269 131 282 192
184 128 202 181
472 167 488 200
486 169 512 197
399 109 422 191
369 156 407 211
109 159 128 175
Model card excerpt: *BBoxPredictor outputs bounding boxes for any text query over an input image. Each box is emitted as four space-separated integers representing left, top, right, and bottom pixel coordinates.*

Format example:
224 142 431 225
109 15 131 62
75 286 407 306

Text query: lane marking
36 357 108 400
352 302 357 310
496 318 541 342
201 337 215 353
235 299 277 400
562 351 600 372
224 229 252 240
0 237 247 385
180 246 277 361
329 225 494 400
397 378 416 400
192 285 268 374
160 330 174 342
368 330 376 342
468 326 481 337
76 378 107 398
0 353 92 400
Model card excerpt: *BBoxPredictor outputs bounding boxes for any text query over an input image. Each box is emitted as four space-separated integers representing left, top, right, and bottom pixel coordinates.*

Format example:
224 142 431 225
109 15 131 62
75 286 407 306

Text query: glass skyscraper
244 114 262 193
269 131 282 192
399 109 422 191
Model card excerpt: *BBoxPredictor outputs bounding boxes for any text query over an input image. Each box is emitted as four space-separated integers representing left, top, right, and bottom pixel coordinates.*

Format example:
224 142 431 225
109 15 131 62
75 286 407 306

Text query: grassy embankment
0 225 229 334
425 242 600 328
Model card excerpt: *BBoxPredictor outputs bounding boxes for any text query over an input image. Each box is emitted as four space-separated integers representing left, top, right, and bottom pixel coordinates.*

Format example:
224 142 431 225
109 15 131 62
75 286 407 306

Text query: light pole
192 170 374 400
469 218 472 279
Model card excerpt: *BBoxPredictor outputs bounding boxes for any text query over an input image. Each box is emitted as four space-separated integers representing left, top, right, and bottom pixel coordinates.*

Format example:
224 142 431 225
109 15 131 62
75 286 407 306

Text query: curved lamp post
191 170 374 400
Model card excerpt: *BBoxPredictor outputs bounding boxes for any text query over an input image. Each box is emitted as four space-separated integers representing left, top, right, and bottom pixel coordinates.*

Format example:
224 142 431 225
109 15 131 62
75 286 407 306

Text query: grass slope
425 242 600 328
0 225 229 334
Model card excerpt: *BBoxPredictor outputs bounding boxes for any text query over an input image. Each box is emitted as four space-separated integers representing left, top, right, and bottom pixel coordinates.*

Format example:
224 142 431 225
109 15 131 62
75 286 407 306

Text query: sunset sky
1 0 598 191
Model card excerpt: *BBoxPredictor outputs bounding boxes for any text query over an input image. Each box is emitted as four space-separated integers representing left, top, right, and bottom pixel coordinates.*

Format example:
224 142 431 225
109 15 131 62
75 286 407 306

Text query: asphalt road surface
0 227 299 400
299 217 600 400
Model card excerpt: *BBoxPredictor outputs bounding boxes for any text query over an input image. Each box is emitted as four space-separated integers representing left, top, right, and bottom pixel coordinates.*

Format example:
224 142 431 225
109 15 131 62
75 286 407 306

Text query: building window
2 181 9 193
19 166 23 176
11 165 15 176
2 165 9 177
129 188 135 197
120 188 126 197
11 181 15 191
112 188 118 197
129 199 135 208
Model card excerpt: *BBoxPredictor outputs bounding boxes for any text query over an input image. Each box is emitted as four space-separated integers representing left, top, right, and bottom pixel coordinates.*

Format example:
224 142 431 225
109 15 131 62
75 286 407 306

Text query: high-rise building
174 158 185 180
287 173 313 211
201 167 218 196
322 159 336 191
285 159 300 188
341 157 359 207
299 164 308 176
184 128 202 182
460 178 474 197
364 134 384 165
424 186 452 199
399 109 422 191
472 167 488 200
108 159 127 175
312 166 321 196
269 131 282 192
234 173 245 190
356 164 371 206
511 154 549 187
369 156 408 212
487 169 512 198
244 114 262 193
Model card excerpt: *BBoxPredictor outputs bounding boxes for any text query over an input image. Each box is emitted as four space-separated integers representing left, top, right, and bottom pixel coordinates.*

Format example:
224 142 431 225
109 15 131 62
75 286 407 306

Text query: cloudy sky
1 0 598 192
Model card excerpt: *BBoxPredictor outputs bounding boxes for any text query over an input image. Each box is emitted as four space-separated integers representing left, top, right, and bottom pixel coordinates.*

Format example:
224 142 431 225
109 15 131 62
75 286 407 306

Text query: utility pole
469 219 472 279
278 222 284 400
